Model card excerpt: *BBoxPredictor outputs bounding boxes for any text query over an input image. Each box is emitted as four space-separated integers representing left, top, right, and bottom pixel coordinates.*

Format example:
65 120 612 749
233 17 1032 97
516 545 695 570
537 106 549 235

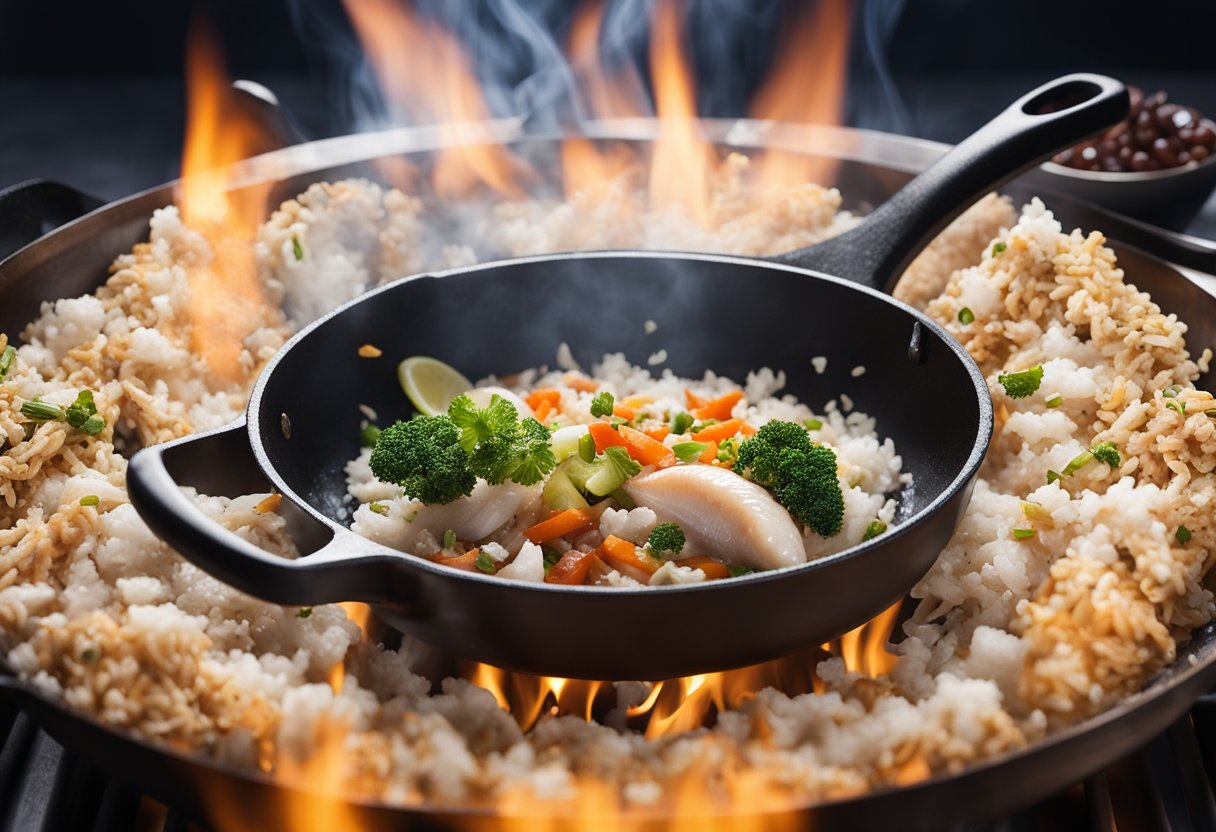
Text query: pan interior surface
254 253 986 555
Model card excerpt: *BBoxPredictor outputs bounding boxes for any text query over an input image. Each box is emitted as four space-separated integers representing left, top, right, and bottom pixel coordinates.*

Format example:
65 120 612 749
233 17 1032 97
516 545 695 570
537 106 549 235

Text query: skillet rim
245 248 995 597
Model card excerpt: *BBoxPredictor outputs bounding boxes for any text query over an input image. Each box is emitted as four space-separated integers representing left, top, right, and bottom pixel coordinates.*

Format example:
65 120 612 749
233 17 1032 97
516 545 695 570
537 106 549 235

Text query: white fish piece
399 479 537 550
623 465 805 570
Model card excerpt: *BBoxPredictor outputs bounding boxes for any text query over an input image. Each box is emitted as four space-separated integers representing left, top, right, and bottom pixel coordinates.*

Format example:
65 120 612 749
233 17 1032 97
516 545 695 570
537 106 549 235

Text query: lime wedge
397 356 473 416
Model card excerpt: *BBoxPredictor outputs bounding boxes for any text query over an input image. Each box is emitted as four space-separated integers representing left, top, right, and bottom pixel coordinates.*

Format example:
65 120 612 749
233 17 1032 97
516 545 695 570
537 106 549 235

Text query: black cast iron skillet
3 90 1216 831
122 74 1127 681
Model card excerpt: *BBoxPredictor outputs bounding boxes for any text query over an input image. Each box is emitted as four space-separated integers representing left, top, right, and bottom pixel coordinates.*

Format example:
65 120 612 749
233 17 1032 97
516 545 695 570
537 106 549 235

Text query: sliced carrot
618 425 676 468
588 421 628 453
525 388 562 410
622 394 655 409
691 418 746 443
698 441 719 464
643 425 671 442
431 548 481 572
740 421 757 436
564 373 599 393
685 389 707 409
612 403 637 421
693 390 745 421
679 556 730 580
533 399 555 423
524 508 595 543
546 549 601 585
597 535 661 576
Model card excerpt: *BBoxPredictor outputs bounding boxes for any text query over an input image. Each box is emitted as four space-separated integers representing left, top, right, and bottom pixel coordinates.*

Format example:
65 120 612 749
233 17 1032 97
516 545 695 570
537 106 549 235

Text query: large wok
1 85 1216 830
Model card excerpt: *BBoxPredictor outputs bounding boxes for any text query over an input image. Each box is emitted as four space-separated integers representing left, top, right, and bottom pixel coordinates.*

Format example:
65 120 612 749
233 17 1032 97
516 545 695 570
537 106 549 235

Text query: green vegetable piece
475 551 496 573
0 345 15 380
292 236 304 261
79 495 100 507
542 464 590 511
691 419 719 433
541 547 561 574
996 365 1043 399
1012 528 1036 539
448 393 518 455
82 648 98 663
578 432 597 463
670 412 694 435
1176 525 1192 544
369 502 389 515
1163 385 1182 398
992 241 1007 255
80 414 106 435
1089 442 1120 468
448 394 556 486
1166 399 1187 415
63 389 98 430
862 520 887 541
672 441 710 463
360 424 382 447
369 416 476 504
804 418 823 431
1045 394 1063 408
590 391 615 418
585 446 642 497
296 608 312 619
646 522 686 558
442 529 457 548
20 400 64 422
610 487 637 509
734 420 844 538
728 565 757 578
958 307 975 325
1046 469 1062 484
716 436 741 466
1061 450 1093 477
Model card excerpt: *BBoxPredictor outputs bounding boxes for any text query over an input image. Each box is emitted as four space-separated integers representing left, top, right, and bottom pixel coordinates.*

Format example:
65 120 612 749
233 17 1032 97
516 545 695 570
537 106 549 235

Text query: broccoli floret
590 391 615 418
369 416 476 504
734 420 844 538
996 365 1043 399
448 394 557 485
646 521 686 558
1089 441 1120 468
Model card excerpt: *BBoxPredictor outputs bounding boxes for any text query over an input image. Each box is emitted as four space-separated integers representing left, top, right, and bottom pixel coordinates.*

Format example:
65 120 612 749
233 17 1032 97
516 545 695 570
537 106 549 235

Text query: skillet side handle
127 421 409 608
0 179 105 263
773 73 1129 290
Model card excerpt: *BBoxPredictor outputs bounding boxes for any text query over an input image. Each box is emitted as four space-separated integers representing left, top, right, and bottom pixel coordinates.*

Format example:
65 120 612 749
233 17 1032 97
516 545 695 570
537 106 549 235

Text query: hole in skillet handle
768 73 1129 293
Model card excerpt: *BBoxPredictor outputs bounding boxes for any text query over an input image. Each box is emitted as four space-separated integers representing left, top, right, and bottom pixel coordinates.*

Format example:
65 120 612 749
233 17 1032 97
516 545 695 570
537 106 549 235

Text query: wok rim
245 248 994 597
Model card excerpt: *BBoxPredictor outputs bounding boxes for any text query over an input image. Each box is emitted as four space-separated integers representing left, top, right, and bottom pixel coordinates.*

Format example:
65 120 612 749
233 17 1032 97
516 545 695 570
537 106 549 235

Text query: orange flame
748 0 854 188
177 23 278 382
342 0 530 199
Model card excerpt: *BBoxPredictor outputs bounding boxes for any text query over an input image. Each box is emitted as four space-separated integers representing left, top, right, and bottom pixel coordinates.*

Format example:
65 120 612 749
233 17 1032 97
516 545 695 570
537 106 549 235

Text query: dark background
2 0 1215 220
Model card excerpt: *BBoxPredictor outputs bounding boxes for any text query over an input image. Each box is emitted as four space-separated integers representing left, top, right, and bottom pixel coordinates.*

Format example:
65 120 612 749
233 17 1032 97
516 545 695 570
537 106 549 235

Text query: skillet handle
772 73 1129 291
0 179 104 263
127 421 416 608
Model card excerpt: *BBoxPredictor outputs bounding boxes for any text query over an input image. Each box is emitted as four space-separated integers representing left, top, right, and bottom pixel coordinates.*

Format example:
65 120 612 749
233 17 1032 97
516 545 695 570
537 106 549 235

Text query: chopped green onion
20 400 64 421
1061 450 1093 476
992 241 1007 255
716 436 741 466
1163 385 1182 398
292 236 304 261
862 520 887 541
1045 394 1063 408
672 441 711 463
1021 501 1053 526
578 432 597 463
670 412 694 435
82 648 98 663
0 345 15 380
1166 399 1187 415
1089 442 1120 468
80 414 106 435
442 529 457 548
1012 528 1036 539
958 307 975 325
360 424 381 447
475 551 496 573
541 547 561 574
590 391 614 418
804 418 823 431
997 365 1043 399
369 502 389 516
1176 525 1192 544
728 565 757 578
691 419 720 433
63 389 97 430
1046 469 1062 484
296 608 312 619
79 495 100 507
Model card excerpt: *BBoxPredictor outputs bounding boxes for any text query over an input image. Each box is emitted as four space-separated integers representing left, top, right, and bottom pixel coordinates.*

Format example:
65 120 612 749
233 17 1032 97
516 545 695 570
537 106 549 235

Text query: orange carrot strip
431 548 481 572
693 390 745 421
740 421 757 436
564 373 600 393
524 508 594 543
684 389 707 409
533 399 554 423
612 403 637 421
679 556 730 580
588 421 628 453
597 535 661 577
545 549 600 585
525 388 562 410
699 441 720 464
619 425 676 469
691 418 745 443
643 425 671 442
